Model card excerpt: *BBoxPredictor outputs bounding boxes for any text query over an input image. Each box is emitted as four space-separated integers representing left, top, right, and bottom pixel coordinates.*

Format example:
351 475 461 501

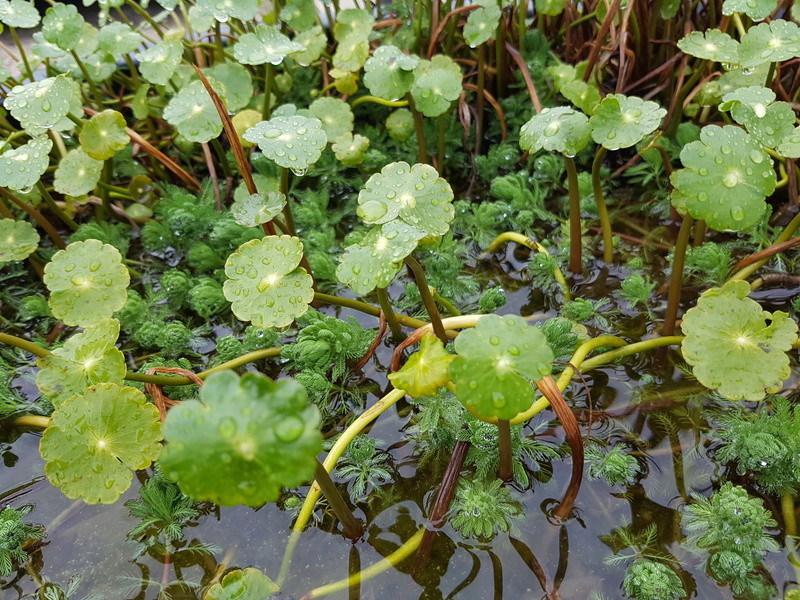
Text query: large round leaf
40 383 162 504
670 125 776 231
163 78 225 144
363 45 419 100
410 55 462 118
223 235 314 328
79 110 129 160
54 149 104 197
589 94 666 150
722 0 777 21
519 106 591 157
738 20 800 69
0 0 40 28
356 161 455 239
681 280 798 401
309 97 354 142
720 89 795 149
232 24 304 66
160 371 322 506
677 30 739 64
388 334 453 398
42 3 84 51
44 239 130 327
5 75 81 133
35 318 126 405
449 314 554 420
135 33 183 86
97 22 143 55
0 218 39 263
204 568 279 600
0 136 52 192
243 115 327 175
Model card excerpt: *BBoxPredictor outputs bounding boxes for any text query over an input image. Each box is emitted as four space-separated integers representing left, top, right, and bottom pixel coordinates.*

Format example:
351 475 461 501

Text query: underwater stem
497 419 512 482
313 459 363 540
404 255 447 344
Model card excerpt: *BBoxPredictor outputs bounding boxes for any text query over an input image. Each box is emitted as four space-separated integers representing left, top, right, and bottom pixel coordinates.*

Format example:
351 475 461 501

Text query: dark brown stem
564 156 582 275
497 419 512 482
662 214 694 337
404 255 447 344
406 94 429 165
314 459 363 541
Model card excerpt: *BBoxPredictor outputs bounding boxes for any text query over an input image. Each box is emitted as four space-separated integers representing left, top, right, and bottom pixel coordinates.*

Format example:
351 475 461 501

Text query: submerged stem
497 420 512 482
404 255 447 344
662 214 693 337
313 459 363 540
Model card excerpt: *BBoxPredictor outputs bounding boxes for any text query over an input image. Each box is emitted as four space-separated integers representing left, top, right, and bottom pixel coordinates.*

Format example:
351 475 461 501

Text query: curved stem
350 95 409 109
564 156 583 275
662 214 694 337
313 292 428 329
37 182 79 231
376 287 404 340
9 28 32 81
404 255 447 344
0 333 51 358
406 93 429 165
124 348 283 385
591 147 614 263
10 415 50 428
729 211 800 281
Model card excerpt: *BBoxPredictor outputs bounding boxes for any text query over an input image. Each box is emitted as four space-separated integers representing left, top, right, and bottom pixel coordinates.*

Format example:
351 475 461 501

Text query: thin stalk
433 292 461 316
437 114 446 173
69 51 104 109
313 292 428 329
1 190 66 249
262 64 274 120
376 287 404 340
10 415 50 429
99 159 114 220
125 0 165 38
279 167 297 235
782 492 797 538
765 62 776 88
662 214 694 337
692 219 706 247
591 147 614 263
0 332 51 357
36 182 79 231
729 211 800 281
497 419 512 481
475 45 486 157
210 138 233 179
406 93 429 165
313 459 363 540
350 95 408 109
517 0 527 53
564 156 583 275
494 19 504 98
404 255 447 344
9 28 32 81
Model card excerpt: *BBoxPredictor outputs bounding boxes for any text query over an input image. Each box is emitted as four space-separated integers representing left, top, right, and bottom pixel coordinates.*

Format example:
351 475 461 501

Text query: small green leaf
590 94 666 150
449 314 554 420
0 0 40 28
196 0 258 22
97 22 143 55
309 97 354 142
677 30 739 64
777 126 800 158
187 3 215 30
332 132 369 166
280 0 317 30
163 78 225 144
536 0 567 16
42 3 84 51
160 370 322 506
204 568 279 600
232 24 304 66
0 136 52 191
464 0 502 47
223 235 314 328
136 33 184 86
244 115 327 174
681 280 798 401
356 161 455 238
79 110 129 160
291 26 327 66
411 55 463 117
670 125 776 231
54 149 104 197
733 101 795 149
203 63 253 113
363 45 419 100
386 108 415 142
44 239 130 327
35 319 126 405
519 106 591 157
332 8 374 71
719 85 774 113
0 218 38 263
722 0 777 21
738 20 800 69
40 383 162 504
230 191 286 228
388 334 454 397
6 75 81 132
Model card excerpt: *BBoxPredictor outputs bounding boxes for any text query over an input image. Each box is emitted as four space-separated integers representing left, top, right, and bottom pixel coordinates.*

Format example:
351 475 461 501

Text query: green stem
124 348 283 385
497 419 512 481
729 211 800 281
0 333 51 358
9 28 32 81
591 147 614 263
406 94 429 165
69 51 104 109
376 287 404 340
262 63 274 120
437 114 446 173
404 255 447 344
782 492 797 538
765 62 776 88
279 167 297 235
350 96 409 109
662 214 694 337
313 292 428 329
125 0 165 38
433 292 461 316
36 182 79 231
564 156 583 275
314 459 363 540
10 415 50 428
210 138 233 179
474 45 486 157
517 0 527 53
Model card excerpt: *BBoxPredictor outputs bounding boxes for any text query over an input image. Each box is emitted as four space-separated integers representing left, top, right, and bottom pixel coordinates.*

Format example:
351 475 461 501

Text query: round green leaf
332 9 374 71
777 126 800 158
464 0 501 47
356 161 455 239
677 30 739 64
548 63 602 115
280 0 317 31
722 0 777 20
163 78 224 144
97 22 143 55
230 191 286 228
136 33 184 86
0 136 52 191
681 280 798 401
0 0 40 28
536 0 567 16
589 94 666 150
6 75 81 132
223 235 314 328
35 318 126 405
44 239 130 327
386 108 414 142
204 568 279 600
79 109 129 160
243 115 327 175
519 106 591 157
332 132 369 166
160 370 322 506
196 0 258 22
42 3 84 51
54 149 104 197
232 24 304 66
719 85 775 114
292 26 327 66
0 218 38 263
309 97 354 142
738 20 800 69
203 63 253 113
40 383 162 504
336 222 417 295
734 101 795 149
187 3 215 31
388 333 454 398
363 45 419 100
449 314 554 420
410 55 463 118
670 125 776 231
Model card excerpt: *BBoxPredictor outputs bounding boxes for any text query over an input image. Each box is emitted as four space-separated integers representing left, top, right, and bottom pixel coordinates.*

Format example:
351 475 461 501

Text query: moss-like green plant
449 477 522 539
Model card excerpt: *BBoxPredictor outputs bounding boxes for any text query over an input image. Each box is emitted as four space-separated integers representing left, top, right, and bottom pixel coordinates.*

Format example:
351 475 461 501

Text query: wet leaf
5 75 81 133
332 8 374 71
777 126 800 158
42 3 84 51
677 29 739 64
196 0 259 22
590 94 666 150
223 235 314 328
738 20 800 68
308 96 354 142
232 24 304 66
411 55 463 117
44 239 130 327
464 0 502 47
519 106 591 157
163 78 225 143
97 22 143 55
0 218 39 263
79 110 129 160
160 370 322 506
136 33 184 86
280 0 317 30
230 191 286 228
449 314 554 420
670 125 776 231
36 319 126 405
722 0 777 20
244 115 327 174
0 0 40 28
388 334 453 398
681 280 798 401
203 62 253 112
40 383 162 504
54 149 104 197
363 45 419 99
204 568 279 600
549 63 601 115
292 26 327 66
0 136 52 191
332 132 369 166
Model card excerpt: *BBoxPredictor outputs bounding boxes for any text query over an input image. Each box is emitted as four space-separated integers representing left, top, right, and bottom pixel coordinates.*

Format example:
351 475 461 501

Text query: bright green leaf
280 0 317 31
536 0 567 16
0 218 38 263
97 22 143 55
196 0 258 22
388 333 454 397
681 280 798 401
519 106 591 157
332 132 369 166
203 63 253 113
6 75 81 132
332 8 374 71
163 78 225 144
777 126 800 158
677 29 739 64
291 26 327 66
54 149 103 197
0 136 52 191
160 370 322 506
363 45 419 100
722 0 777 20
0 0 40 28
411 55 462 117
79 110 129 160
464 0 501 47
244 115 327 174
308 97 354 142
136 33 184 86
232 24 304 66
42 3 84 51
204 568 279 600
230 191 286 228
40 383 162 504
590 94 666 149
738 20 800 69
